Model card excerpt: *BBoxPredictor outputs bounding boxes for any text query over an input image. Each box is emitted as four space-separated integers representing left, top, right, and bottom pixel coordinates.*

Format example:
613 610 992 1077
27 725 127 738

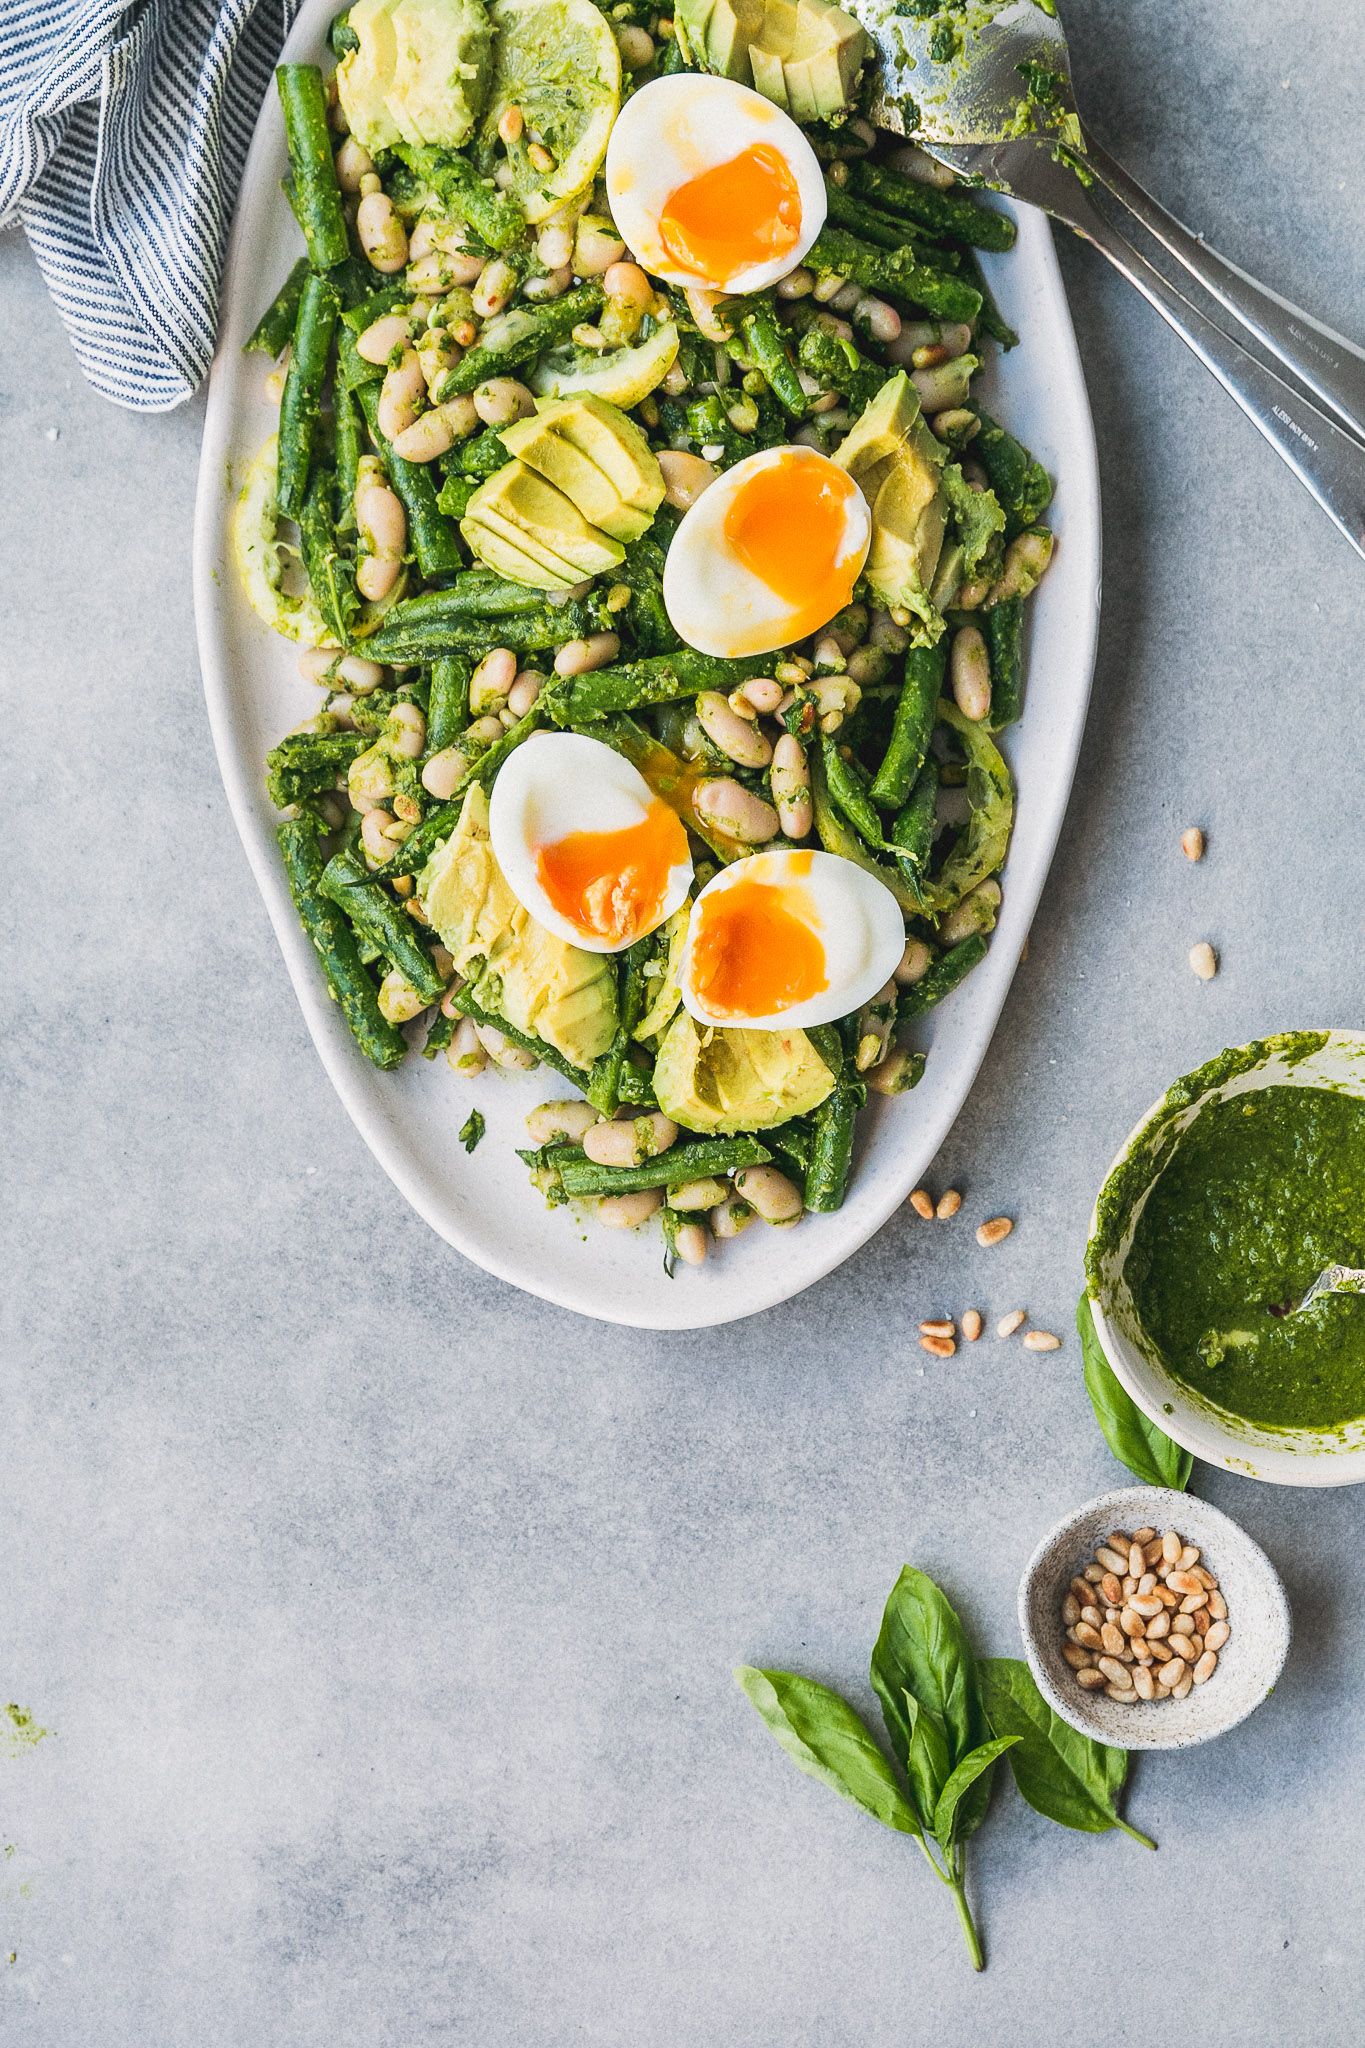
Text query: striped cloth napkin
0 0 303 410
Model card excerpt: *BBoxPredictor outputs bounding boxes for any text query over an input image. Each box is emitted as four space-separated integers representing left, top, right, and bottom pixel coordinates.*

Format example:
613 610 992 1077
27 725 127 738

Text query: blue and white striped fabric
0 0 302 410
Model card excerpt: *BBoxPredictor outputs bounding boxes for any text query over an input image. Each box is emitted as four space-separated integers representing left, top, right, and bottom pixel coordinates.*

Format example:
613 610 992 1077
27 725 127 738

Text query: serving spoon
848 0 1365 560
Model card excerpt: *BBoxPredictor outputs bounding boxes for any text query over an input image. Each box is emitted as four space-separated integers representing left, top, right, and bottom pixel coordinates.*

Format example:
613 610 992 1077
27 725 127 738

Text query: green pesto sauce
1128 1086 1365 1430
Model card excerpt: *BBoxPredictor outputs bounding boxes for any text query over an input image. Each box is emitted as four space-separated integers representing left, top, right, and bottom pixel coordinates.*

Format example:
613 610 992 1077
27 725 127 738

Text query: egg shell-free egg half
488 732 694 954
604 74 826 295
662 445 871 658
679 849 906 1032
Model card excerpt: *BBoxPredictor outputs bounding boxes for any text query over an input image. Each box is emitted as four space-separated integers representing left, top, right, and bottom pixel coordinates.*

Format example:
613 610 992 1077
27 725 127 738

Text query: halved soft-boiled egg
679 849 905 1032
488 732 694 952
663 445 871 658
604 74 826 295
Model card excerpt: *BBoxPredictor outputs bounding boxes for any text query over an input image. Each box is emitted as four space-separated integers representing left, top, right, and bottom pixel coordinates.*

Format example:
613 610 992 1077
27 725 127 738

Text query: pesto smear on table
1127 1086 1365 1430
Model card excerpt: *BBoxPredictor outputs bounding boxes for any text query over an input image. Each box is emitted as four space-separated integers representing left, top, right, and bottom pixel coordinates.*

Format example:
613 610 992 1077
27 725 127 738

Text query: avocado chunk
462 460 626 583
679 0 868 115
834 373 948 627
831 369 923 482
500 396 666 542
338 0 491 153
686 0 765 78
461 515 581 591
419 786 618 1066
653 1012 834 1134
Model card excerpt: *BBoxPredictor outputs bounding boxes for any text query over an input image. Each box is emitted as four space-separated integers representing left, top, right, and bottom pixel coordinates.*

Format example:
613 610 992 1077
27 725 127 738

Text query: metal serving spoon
1199 1266 1365 1359
849 0 1365 560
1292 1264 1365 1313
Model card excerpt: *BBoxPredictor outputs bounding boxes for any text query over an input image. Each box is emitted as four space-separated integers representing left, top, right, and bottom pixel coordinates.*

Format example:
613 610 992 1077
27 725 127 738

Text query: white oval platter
193 0 1101 1329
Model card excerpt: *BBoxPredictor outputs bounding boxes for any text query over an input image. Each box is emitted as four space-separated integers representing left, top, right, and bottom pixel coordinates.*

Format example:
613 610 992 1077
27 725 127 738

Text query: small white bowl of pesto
1086 1031 1365 1487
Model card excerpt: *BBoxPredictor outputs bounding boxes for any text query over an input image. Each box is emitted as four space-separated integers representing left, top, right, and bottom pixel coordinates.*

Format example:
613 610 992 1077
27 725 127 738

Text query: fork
850 0 1365 560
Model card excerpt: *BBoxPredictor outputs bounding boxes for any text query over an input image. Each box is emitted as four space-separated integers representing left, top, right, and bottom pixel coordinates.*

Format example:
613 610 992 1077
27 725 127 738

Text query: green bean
427 656 472 752
809 745 921 915
555 1135 772 1197
972 410 1053 534
740 303 807 415
890 758 939 904
897 933 988 1019
448 988 589 1088
617 1062 659 1107
960 249 1019 349
985 595 1024 728
806 1081 862 1213
244 256 309 356
847 161 1017 253
277 272 340 519
393 142 527 251
266 727 368 808
764 1117 813 1192
822 733 884 847
559 649 769 723
378 573 563 628
367 603 583 662
823 183 926 253
438 285 605 396
334 386 362 531
870 641 945 809
356 381 463 580
299 468 359 644
275 65 350 272
318 849 448 1003
794 323 885 416
808 226 981 324
381 701 551 876
329 7 359 56
277 820 407 1069
587 939 653 1115
806 1023 844 1079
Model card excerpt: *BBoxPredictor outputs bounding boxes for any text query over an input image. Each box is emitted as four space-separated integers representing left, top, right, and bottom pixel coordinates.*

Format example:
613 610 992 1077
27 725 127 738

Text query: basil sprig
1077 1294 1194 1489
737 1565 1153 1972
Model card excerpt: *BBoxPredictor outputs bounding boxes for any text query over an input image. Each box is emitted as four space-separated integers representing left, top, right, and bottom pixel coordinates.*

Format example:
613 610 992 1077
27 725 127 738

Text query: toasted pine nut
1132 1594 1163 1620
1171 1669 1193 1699
1023 1330 1061 1351
1079 1605 1102 1629
1145 1610 1172 1640
1182 826 1204 861
1132 1665 1155 1700
1061 1643 1093 1670
1170 1615 1194 1640
1131 1526 1156 1547
1167 1570 1203 1597
1154 1661 1178 1689
1189 940 1218 980
934 1189 962 1219
1178 1545 1200 1569
1207 1591 1228 1620
1097 1657 1129 1686
1192 1650 1218 1685
996 1309 1026 1337
1074 1623 1103 1650
1100 1622 1124 1656
920 1319 955 1338
1204 1620 1230 1652
1192 1565 1219 1590
920 1334 956 1357
1161 1530 1183 1564
1100 1572 1123 1607
1082 1563 1105 1583
1095 1547 1128 1576
976 1216 1013 1247
1120 1607 1145 1640
909 1189 935 1219
1061 1593 1080 1627
1068 1576 1093 1606
1148 1637 1173 1662
1126 1542 1143 1579
1076 1667 1106 1690
961 1309 982 1341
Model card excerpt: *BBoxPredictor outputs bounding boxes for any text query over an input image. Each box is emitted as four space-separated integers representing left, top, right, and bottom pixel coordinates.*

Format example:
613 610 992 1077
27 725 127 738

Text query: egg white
678 849 906 1032
487 732 694 954
662 446 871 659
604 74 827 294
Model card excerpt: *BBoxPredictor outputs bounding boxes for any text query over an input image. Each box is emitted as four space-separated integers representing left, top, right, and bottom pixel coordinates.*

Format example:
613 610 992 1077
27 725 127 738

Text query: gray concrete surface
3 3 1363 2038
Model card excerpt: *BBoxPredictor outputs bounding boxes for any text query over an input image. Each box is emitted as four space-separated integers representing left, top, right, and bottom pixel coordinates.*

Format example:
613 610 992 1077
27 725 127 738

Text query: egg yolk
535 801 689 945
722 452 863 644
688 874 828 1018
658 142 802 285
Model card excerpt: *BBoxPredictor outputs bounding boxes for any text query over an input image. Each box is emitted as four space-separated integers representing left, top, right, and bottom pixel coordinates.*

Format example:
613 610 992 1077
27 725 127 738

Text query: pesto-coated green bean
426 656 472 752
740 303 807 415
870 641 945 809
449 988 589 1087
356 380 464 580
822 733 884 847
847 161 1017 253
333 387 362 531
393 143 527 251
587 939 653 1116
555 1134 772 1197
278 271 340 518
438 285 605 395
972 411 1052 535
808 225 981 324
300 468 359 644
244 256 309 356
559 649 769 723
806 1084 861 1212
319 849 447 1003
277 819 407 1069
266 728 368 808
897 934 988 1019
985 595 1024 728
275 65 351 271
890 757 938 904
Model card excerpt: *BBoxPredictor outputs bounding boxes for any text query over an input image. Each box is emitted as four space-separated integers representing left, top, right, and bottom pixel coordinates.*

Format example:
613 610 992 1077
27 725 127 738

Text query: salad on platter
238 0 1055 1272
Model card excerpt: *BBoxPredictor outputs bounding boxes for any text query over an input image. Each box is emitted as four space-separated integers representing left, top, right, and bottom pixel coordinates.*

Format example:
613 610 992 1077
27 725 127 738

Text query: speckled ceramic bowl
1019 1486 1290 1750
1087 1031 1365 1486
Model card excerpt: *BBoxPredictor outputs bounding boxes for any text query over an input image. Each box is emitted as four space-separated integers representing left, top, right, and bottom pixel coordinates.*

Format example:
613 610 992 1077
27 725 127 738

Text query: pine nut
936 1189 962 1218
1154 1662 1178 1689
1122 1577 1137 1599
921 1334 956 1357
1178 1546 1200 1569
1100 1623 1124 1656
1126 1542 1143 1579
1162 1530 1183 1564
909 1189 935 1219
1069 1576 1094 1605
1192 1650 1218 1685
920 1319 955 1338
1061 1643 1093 1670
1132 1665 1155 1700
1076 1668 1106 1690
1105 1683 1138 1704
1095 1547 1128 1576
1132 1527 1157 1547
1080 1606 1103 1630
1108 1531 1133 1551
1148 1638 1173 1663
977 1216 1013 1246
1204 1620 1230 1652
1024 1330 1061 1351
1101 1572 1123 1606
1120 1608 1145 1640
1082 1564 1105 1584
1182 826 1204 861
1171 1670 1193 1699
1097 1657 1129 1687
1165 1635 1191 1661
1061 1593 1080 1627
1138 1574 1157 1597
1192 1565 1219 1590
961 1310 982 1341
1166 1570 1203 1597
1145 1609 1170 1639
1207 1591 1228 1620
1189 940 1218 980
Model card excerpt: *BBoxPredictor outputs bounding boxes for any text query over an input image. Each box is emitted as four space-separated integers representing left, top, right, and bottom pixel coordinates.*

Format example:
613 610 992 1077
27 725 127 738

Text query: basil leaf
931 1736 1019 1851
1077 1293 1194 1490
870 1567 987 1823
977 1657 1155 1847
734 1667 922 1836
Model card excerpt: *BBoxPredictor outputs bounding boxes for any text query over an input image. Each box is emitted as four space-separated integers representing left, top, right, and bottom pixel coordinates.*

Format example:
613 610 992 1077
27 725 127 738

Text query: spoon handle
1081 131 1365 448
1070 202 1365 563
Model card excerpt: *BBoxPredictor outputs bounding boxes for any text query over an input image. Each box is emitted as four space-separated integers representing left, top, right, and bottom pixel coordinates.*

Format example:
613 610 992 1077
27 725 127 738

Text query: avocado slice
867 454 948 620
831 369 923 482
338 0 491 152
465 460 625 579
500 396 664 542
776 0 869 120
654 1012 835 1134
461 515 581 591
699 0 766 77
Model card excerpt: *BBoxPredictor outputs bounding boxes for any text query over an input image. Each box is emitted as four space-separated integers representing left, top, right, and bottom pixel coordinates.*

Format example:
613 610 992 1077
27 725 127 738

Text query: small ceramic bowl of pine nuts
1018 1486 1291 1750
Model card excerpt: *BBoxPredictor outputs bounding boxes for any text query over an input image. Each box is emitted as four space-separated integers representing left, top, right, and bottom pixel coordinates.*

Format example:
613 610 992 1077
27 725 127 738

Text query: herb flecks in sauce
1128 1085 1365 1431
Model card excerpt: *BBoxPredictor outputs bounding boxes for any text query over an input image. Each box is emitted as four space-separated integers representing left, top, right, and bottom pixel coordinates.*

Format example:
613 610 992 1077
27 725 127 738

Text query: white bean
771 733 812 839
694 779 779 844
596 1188 665 1229
408 249 486 293
710 1196 753 1239
667 1177 730 1211
950 625 992 722
617 23 655 67
657 449 718 510
912 355 975 414
391 407 458 462
938 879 1000 947
358 311 413 364
583 1112 678 1169
866 1047 922 1095
466 715 507 747
334 137 374 191
361 809 396 861
446 1017 486 1074
537 224 575 271
472 257 518 318
387 701 426 759
356 191 408 272
574 217 626 275
604 260 655 307
377 347 426 440
507 670 545 718
524 265 573 303
470 646 518 711
473 377 537 427
474 1023 538 1070
733 1165 803 1224
673 1221 708 1266
696 691 772 768
886 143 956 189
776 267 815 300
739 677 784 715
421 747 469 799
854 295 901 344
378 969 427 1024
335 654 384 694
524 1098 599 1145
554 633 620 677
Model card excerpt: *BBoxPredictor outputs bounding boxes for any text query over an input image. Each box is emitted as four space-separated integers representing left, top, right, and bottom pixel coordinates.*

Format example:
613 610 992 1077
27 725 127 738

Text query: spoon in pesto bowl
846 0 1365 560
